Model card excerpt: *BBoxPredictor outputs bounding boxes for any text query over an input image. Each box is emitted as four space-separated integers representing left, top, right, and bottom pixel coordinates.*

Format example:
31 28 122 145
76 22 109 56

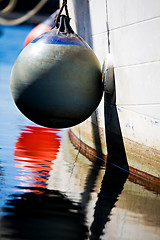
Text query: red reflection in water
14 126 61 188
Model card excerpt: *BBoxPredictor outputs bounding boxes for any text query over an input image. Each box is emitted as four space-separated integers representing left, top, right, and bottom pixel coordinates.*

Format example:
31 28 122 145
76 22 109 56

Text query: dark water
0 25 160 240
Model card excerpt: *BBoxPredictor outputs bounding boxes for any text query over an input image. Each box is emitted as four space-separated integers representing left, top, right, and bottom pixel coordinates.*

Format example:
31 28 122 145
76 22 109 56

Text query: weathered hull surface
64 0 160 182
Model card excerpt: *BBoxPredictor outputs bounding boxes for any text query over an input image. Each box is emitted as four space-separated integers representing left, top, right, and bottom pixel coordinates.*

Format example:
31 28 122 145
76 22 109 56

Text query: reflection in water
0 161 4 194
89 164 128 240
0 128 160 240
1 188 88 240
13 126 61 189
0 164 3 177
1 127 88 239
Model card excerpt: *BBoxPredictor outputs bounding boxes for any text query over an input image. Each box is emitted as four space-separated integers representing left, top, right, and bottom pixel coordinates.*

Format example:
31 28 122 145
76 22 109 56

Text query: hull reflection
1 129 159 240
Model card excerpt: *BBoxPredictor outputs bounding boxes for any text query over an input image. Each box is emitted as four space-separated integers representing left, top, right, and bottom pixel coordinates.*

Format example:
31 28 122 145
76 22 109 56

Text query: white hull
60 0 160 180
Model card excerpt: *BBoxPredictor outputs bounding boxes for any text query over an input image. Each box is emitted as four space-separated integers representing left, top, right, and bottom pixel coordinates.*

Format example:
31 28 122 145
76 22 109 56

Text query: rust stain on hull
68 129 160 194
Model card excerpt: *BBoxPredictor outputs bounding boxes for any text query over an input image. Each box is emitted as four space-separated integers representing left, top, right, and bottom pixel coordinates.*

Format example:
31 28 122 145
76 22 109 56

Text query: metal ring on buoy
103 54 115 94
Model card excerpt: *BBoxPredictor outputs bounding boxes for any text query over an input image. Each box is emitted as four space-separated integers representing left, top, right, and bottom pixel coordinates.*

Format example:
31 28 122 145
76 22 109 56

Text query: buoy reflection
14 126 61 189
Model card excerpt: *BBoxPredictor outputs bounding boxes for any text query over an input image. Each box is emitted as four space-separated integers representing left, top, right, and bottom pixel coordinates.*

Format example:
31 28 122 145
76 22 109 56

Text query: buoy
10 10 103 129
24 9 59 47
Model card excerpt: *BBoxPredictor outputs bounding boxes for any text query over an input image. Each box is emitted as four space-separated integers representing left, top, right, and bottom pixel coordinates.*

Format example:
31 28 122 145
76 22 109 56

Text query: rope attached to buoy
56 0 70 27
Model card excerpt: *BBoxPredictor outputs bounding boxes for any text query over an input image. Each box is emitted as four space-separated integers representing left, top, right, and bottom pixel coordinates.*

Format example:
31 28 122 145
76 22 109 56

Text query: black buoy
10 3 103 129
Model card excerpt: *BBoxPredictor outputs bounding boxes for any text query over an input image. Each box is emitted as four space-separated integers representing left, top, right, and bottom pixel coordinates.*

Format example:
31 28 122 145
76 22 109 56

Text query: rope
56 0 69 27
0 0 48 25
0 0 17 14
